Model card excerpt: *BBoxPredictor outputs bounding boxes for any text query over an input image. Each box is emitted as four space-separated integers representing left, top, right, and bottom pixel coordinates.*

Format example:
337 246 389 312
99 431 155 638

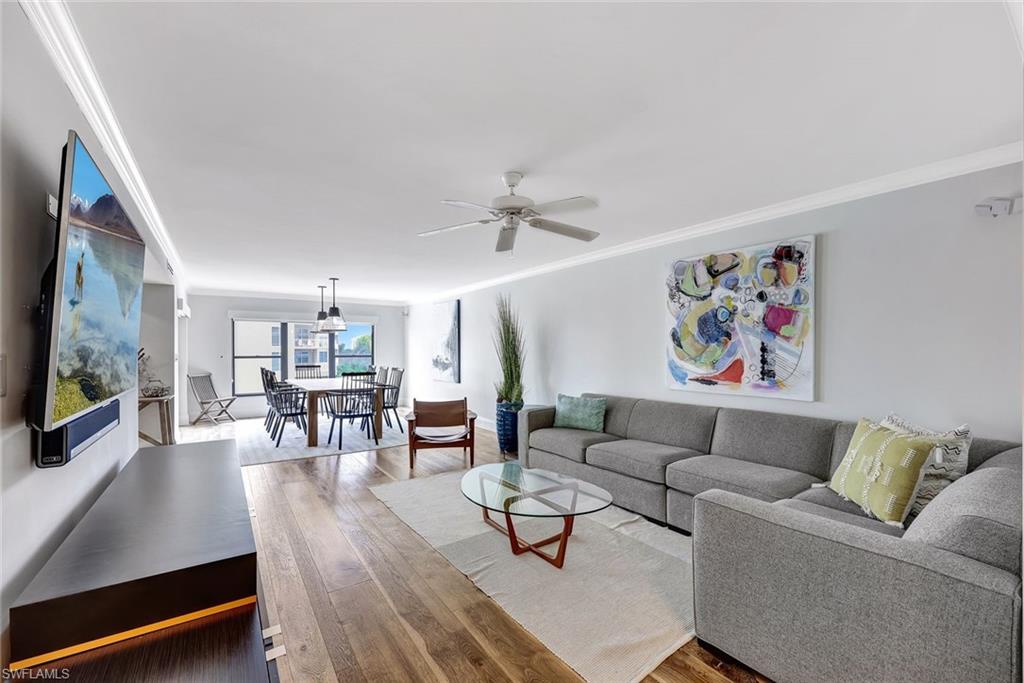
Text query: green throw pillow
553 394 606 432
829 418 945 525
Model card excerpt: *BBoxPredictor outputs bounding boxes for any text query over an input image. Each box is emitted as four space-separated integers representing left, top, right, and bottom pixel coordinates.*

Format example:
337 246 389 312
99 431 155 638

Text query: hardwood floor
211 422 769 682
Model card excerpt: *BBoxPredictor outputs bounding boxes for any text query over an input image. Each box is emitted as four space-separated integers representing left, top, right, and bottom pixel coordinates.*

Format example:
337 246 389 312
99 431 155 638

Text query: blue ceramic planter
495 400 524 456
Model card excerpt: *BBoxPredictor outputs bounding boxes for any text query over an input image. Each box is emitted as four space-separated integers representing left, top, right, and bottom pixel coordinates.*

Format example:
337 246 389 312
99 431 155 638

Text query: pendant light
321 277 348 332
312 285 328 333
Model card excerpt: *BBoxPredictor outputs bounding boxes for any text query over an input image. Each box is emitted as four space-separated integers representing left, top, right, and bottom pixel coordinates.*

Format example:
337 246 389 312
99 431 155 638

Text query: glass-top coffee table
460 463 613 568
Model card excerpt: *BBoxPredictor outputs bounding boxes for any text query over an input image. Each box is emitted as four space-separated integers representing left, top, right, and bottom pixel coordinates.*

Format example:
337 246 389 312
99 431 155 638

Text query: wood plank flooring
203 421 769 682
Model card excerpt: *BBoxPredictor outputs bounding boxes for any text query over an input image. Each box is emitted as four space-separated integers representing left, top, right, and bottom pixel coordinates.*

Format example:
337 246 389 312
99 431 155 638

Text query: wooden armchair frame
406 398 476 469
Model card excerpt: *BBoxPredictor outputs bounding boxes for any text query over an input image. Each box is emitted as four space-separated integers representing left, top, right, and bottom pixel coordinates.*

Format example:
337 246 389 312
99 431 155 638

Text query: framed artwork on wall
666 235 815 401
431 299 461 383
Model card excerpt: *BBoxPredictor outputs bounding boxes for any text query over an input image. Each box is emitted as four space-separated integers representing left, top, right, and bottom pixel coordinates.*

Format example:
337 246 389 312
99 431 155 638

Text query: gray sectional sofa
519 393 1022 683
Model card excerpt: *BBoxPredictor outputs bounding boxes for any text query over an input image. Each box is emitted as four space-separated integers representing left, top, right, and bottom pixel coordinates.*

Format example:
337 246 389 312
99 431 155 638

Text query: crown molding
20 0 187 286
410 142 1023 304
187 287 406 308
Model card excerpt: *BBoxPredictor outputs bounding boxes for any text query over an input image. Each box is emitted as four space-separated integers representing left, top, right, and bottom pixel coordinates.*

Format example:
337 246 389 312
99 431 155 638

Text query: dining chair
382 367 404 432
294 364 323 379
406 398 475 469
268 385 308 447
188 372 237 425
325 373 378 448
374 366 389 385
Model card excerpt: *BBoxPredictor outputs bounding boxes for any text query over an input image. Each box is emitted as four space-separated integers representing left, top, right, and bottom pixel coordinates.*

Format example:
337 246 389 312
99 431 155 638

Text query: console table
10 440 267 679
138 394 175 446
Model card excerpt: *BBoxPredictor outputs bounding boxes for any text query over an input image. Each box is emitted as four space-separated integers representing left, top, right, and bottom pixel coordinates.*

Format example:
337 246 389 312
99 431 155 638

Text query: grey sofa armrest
693 489 1022 683
517 405 555 466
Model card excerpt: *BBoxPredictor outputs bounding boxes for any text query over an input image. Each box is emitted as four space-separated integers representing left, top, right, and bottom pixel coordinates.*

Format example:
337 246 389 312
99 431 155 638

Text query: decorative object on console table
431 299 461 382
492 294 525 456
666 234 815 401
137 349 170 398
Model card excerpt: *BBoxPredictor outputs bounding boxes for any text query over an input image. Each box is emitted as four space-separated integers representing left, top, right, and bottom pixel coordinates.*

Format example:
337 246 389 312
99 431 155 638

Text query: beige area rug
371 471 695 683
180 416 408 466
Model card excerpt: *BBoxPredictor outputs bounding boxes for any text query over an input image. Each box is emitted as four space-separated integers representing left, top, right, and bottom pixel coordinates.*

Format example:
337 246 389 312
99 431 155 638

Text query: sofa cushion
665 454 821 501
775 499 904 537
582 394 638 437
586 440 702 484
624 400 718 452
710 408 836 479
529 428 620 463
792 485 870 517
903 468 1022 574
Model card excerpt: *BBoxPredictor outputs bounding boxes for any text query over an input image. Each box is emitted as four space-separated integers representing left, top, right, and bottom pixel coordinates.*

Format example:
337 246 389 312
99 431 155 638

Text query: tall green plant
493 294 525 403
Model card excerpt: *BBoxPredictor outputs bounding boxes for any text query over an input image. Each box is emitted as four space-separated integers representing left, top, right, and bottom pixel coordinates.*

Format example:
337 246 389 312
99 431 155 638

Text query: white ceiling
68 2 1022 302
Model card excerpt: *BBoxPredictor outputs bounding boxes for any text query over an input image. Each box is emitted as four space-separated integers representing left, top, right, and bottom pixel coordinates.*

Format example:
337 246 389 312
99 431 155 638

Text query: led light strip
19 0 187 287
8 595 257 671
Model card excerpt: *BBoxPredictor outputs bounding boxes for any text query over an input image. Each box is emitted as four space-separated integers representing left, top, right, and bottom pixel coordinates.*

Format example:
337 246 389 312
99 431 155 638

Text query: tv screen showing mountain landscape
49 136 145 427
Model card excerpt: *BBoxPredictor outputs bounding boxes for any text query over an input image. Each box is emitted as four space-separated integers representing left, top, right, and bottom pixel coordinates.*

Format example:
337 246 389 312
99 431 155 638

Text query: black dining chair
261 367 291 432
294 364 323 379
294 363 330 413
325 372 378 448
383 367 404 432
374 366 389 386
269 385 308 447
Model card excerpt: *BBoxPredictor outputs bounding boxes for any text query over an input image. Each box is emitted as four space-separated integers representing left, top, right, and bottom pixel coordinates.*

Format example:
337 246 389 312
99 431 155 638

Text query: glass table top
460 463 613 518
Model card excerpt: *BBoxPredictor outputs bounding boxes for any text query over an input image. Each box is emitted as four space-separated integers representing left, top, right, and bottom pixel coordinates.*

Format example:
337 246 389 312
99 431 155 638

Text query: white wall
0 4 181 662
185 293 407 420
407 164 1023 441
139 283 176 443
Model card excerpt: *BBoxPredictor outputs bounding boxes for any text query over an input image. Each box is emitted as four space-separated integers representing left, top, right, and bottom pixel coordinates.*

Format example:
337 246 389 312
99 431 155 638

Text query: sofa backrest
975 446 1022 472
830 421 858 475
710 408 837 480
581 393 638 438
967 438 1022 472
625 400 718 452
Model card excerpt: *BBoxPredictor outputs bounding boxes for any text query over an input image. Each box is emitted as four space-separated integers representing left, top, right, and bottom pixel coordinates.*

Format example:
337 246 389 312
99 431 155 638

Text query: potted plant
493 294 525 456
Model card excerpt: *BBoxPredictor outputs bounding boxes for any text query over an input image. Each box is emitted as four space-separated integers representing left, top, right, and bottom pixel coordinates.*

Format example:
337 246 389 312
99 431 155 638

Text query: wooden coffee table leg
481 508 576 569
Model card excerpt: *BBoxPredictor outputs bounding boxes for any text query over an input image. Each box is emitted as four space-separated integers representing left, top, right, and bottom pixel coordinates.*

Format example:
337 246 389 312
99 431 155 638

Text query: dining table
285 377 387 447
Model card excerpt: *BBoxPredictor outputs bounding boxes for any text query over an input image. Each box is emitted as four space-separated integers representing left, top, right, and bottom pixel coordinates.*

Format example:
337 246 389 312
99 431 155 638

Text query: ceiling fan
418 171 599 253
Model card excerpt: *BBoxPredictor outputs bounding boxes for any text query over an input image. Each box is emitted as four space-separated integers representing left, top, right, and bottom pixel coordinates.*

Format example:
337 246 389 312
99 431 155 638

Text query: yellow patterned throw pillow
829 418 945 525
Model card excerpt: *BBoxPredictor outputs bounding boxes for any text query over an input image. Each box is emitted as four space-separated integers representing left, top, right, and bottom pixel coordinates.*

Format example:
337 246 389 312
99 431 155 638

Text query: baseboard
476 418 496 432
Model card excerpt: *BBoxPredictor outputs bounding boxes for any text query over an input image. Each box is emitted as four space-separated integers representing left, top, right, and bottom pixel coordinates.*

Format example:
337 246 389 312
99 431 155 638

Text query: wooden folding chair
188 372 237 425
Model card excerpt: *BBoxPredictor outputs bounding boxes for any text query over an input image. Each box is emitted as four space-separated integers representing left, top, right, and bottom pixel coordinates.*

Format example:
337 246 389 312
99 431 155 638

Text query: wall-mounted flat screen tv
34 130 146 431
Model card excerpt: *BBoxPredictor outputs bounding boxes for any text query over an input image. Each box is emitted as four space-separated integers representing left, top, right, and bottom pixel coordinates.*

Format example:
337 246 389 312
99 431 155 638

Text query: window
231 319 375 395
334 323 374 373
287 321 330 377
232 320 282 395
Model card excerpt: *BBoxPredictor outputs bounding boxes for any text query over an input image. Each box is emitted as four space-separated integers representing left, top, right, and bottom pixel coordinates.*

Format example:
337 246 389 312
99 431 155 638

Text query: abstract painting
666 235 814 401
431 299 461 383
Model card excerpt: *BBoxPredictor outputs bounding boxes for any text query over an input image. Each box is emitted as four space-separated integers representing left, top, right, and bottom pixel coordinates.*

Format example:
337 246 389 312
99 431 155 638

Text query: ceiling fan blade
495 226 518 252
418 218 496 237
529 196 597 216
526 217 599 242
441 199 496 213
